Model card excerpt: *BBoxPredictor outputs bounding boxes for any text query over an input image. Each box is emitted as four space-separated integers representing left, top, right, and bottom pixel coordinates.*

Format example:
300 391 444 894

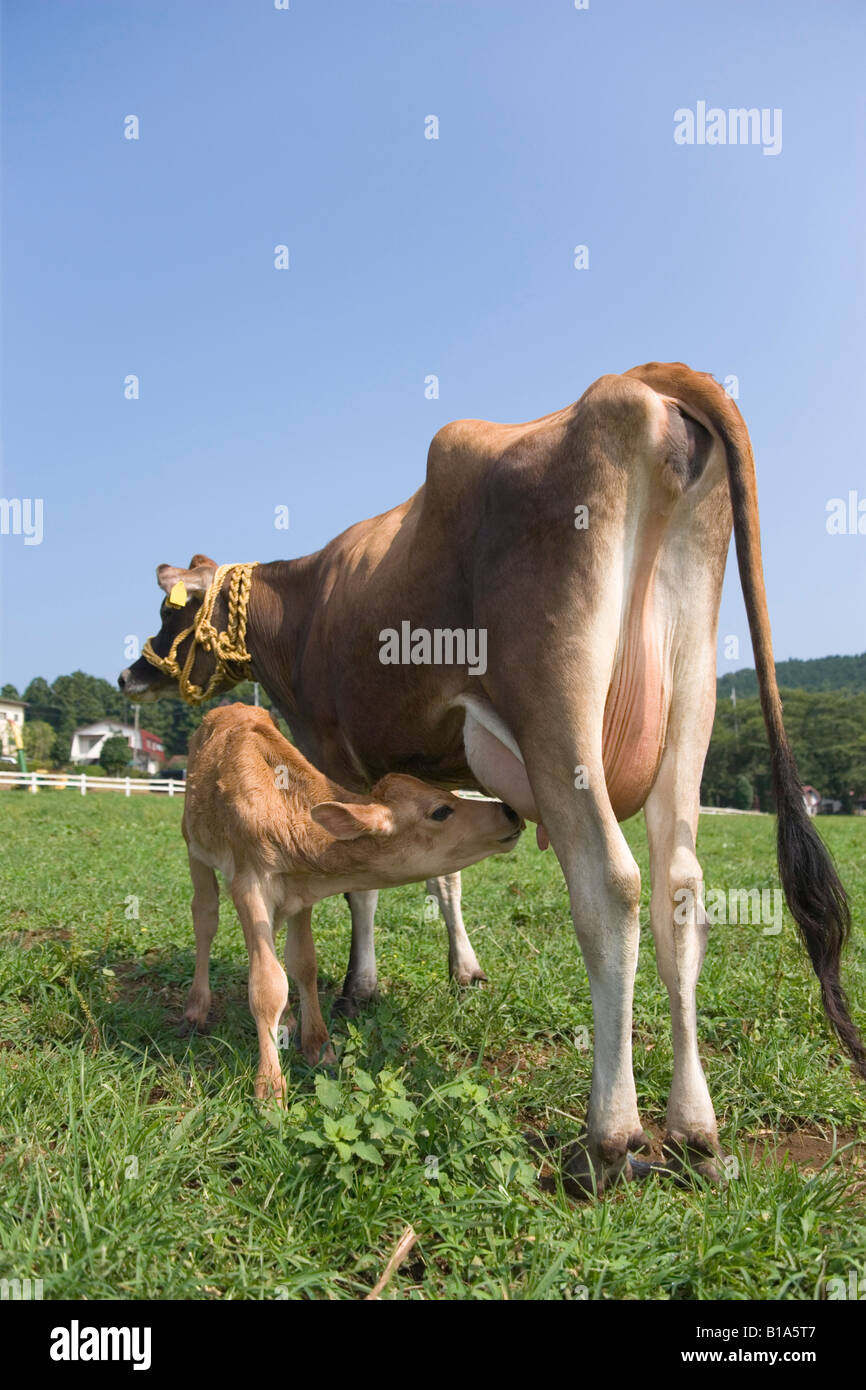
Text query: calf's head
311 774 524 884
118 554 221 701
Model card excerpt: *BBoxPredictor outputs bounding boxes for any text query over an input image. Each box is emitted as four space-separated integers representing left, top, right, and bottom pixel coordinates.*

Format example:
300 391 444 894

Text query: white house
801 785 821 817
70 721 165 775
0 697 26 757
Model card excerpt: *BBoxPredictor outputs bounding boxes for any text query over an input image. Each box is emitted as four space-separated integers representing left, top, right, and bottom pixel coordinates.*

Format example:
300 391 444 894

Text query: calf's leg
182 854 220 1032
285 907 335 1065
232 875 289 1101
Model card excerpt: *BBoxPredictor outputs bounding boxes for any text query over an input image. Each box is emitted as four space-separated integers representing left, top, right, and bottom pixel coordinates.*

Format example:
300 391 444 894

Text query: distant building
801 785 821 817
70 721 165 775
139 729 165 770
0 697 26 757
819 798 843 815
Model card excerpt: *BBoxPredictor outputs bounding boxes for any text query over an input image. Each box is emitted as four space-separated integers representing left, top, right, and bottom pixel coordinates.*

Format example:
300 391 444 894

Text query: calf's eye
430 805 454 822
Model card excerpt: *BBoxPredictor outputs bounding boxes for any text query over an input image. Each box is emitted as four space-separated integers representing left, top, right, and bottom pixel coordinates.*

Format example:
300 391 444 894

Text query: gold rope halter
141 562 259 705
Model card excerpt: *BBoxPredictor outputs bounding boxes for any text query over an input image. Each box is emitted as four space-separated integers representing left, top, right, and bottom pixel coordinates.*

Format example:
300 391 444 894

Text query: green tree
702 687 866 810
1 683 20 700
733 773 754 810
22 720 56 766
52 731 72 766
22 677 61 725
100 735 131 777
53 672 123 727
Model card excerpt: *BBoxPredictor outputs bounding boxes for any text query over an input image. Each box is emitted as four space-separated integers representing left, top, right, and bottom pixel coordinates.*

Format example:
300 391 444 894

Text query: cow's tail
630 362 866 1080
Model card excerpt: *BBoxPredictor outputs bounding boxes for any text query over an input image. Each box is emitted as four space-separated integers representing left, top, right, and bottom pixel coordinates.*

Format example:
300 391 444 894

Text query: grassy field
1 791 865 1300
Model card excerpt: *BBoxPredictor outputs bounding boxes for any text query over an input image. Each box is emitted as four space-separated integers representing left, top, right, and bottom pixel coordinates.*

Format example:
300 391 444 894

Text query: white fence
0 773 793 814
0 770 184 796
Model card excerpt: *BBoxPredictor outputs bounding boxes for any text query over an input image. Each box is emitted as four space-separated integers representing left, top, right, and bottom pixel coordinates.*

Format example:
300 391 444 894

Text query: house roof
73 721 135 737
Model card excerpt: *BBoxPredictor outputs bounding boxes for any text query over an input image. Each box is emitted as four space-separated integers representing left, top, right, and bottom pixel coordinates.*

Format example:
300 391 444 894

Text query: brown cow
181 703 523 1099
120 361 865 1190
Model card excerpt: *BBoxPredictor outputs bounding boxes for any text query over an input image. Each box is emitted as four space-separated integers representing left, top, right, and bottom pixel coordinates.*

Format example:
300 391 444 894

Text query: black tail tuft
774 742 866 1080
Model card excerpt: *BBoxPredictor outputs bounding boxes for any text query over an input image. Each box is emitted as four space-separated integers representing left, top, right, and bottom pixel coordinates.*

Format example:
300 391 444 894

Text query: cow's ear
157 563 214 601
188 553 218 569
310 801 394 840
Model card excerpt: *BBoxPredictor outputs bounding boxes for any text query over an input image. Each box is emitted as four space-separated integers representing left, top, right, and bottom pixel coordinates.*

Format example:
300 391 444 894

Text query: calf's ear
311 801 394 841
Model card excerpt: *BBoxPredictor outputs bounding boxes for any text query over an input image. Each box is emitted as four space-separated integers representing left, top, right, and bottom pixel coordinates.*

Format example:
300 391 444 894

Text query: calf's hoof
449 961 488 988
178 1012 210 1037
301 1036 336 1067
255 1071 287 1105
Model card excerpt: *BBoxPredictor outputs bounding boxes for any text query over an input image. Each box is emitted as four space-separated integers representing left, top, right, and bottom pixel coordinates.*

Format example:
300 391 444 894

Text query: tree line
716 651 866 699
702 687 866 811
1 672 261 767
4 665 865 810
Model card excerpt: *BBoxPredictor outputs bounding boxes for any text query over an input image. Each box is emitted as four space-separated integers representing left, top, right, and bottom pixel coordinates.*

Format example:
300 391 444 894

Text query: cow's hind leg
644 685 724 1181
182 854 220 1033
425 873 486 985
335 889 379 1014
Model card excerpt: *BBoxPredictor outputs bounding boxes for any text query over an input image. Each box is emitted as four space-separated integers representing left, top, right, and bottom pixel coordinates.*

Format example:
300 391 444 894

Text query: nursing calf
181 704 523 1099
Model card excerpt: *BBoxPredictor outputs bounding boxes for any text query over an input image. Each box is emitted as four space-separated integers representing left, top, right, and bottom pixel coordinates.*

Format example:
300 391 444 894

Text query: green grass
1 792 865 1300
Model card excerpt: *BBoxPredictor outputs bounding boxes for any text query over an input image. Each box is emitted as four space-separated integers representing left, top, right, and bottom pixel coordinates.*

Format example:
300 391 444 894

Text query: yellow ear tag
167 581 188 608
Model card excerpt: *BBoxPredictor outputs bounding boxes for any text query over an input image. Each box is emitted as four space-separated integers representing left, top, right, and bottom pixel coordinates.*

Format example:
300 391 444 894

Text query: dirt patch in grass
5 927 73 948
747 1126 866 1173
480 1040 568 1081
106 957 223 1025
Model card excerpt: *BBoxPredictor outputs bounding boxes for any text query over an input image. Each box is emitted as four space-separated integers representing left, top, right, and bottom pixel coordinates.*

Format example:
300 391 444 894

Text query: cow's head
118 553 224 701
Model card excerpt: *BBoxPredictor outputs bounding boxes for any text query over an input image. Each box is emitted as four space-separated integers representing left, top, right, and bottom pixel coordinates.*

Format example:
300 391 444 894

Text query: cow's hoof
332 991 376 1019
627 1128 656 1156
565 1136 637 1195
662 1131 726 1185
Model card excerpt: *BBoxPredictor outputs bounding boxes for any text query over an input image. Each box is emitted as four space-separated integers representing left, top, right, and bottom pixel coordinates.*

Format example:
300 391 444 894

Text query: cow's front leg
425 873 487 985
335 889 380 1014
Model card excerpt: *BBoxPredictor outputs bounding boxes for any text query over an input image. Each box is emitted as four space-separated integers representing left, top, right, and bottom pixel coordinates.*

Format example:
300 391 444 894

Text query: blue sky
1 0 864 692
